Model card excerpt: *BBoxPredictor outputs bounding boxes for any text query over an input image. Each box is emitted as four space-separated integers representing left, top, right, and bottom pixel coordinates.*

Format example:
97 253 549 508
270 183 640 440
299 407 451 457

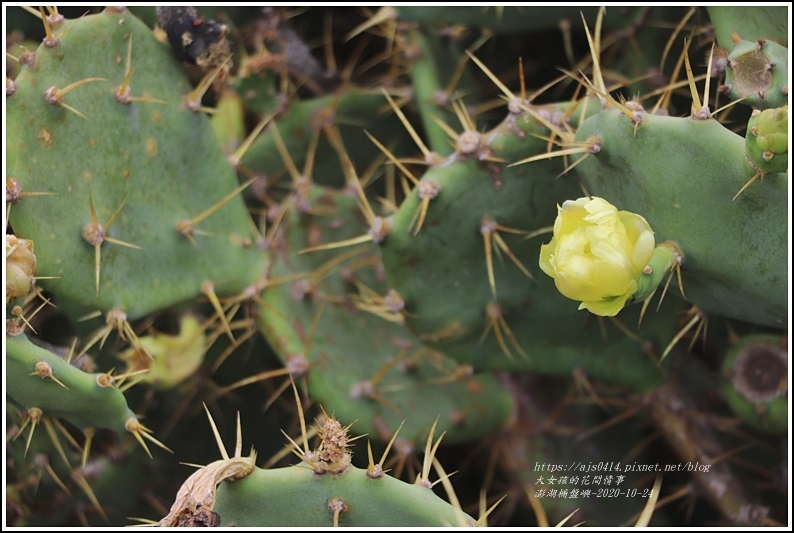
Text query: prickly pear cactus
7 332 138 434
5 5 789 528
158 407 477 527
572 106 788 328
256 183 514 445
6 8 266 318
377 97 685 388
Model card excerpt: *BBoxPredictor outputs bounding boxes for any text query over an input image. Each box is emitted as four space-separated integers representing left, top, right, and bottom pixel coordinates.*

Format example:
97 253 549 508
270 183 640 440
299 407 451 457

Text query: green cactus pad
6 9 266 319
256 185 513 445
706 6 789 49
6 333 137 434
574 107 788 328
213 463 475 527
406 27 478 156
379 102 682 389
237 86 410 189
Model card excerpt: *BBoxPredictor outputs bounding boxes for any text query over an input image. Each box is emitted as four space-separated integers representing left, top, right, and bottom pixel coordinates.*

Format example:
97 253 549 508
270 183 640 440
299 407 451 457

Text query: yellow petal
579 290 633 316
538 240 557 278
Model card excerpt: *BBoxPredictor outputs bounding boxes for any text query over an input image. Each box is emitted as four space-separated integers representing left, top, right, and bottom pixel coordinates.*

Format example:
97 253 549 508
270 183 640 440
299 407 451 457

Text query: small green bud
746 106 788 173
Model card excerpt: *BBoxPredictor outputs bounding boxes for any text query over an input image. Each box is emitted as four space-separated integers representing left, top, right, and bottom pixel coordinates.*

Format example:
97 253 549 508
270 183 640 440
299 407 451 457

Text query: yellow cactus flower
118 315 207 390
539 197 655 316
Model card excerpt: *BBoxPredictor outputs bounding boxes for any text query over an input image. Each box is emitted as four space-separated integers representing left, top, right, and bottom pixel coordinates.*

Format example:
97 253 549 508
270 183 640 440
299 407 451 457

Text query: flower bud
539 197 655 316
6 235 37 303
746 105 788 174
